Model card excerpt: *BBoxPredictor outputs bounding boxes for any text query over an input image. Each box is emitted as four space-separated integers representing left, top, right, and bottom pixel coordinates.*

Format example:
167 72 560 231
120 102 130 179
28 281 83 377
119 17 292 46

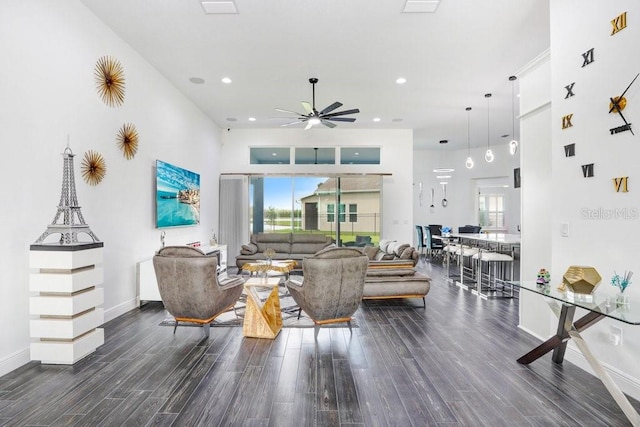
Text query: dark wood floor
1 260 637 426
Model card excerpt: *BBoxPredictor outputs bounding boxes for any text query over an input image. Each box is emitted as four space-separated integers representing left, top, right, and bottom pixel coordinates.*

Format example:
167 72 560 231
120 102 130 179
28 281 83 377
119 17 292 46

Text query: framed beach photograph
155 160 200 228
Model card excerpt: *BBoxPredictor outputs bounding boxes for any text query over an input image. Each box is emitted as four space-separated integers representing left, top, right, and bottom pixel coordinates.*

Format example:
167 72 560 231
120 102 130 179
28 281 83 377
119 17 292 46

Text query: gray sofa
235 232 333 269
360 239 431 304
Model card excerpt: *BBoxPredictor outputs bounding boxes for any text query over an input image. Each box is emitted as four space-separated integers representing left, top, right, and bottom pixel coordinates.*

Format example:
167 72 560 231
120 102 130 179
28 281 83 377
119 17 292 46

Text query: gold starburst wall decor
117 122 139 159
81 150 107 186
94 56 125 107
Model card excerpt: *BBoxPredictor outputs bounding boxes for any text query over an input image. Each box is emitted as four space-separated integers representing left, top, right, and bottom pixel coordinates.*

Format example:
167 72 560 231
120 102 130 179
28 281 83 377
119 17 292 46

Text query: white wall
518 51 555 340
219 128 414 245
412 143 521 246
518 0 640 400
0 1 221 375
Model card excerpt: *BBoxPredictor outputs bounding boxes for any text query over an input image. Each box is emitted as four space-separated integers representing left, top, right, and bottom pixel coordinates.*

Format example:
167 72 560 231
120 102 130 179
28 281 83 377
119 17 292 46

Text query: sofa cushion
374 251 395 261
362 245 379 260
312 247 363 259
366 268 415 277
290 234 332 254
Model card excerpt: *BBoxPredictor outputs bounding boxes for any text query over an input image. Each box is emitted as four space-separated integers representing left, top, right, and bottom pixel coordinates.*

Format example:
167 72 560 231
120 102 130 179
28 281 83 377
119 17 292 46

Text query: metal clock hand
619 72 639 100
610 97 634 135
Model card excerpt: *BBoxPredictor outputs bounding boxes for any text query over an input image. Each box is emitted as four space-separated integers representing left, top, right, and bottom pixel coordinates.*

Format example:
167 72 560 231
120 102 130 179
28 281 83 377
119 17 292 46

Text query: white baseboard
104 298 138 323
518 324 640 402
0 347 31 378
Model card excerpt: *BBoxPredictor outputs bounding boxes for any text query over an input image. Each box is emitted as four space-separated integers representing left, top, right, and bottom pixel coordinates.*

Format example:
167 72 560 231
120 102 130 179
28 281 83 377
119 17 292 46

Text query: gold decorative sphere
562 266 602 295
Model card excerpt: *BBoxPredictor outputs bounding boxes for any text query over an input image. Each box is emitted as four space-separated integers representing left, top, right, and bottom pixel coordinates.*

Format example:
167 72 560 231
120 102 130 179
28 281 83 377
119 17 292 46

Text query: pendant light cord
485 93 492 149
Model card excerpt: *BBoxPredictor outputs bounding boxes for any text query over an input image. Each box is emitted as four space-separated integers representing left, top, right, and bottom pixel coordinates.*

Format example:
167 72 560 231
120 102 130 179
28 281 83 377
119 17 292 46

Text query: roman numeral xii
611 12 627 35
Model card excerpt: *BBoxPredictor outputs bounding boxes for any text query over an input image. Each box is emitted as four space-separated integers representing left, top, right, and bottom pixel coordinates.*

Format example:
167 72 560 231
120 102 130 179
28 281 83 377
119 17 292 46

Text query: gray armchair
285 247 368 336
153 246 244 337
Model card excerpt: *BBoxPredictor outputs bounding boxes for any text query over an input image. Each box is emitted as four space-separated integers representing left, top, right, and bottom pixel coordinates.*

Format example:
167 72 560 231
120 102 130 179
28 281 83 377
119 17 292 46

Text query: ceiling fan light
465 156 474 169
309 117 321 125
509 139 518 155
484 149 494 163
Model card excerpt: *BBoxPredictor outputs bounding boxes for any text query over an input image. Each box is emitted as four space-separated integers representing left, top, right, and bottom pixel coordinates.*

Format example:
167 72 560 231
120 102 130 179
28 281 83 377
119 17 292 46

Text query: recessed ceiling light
226 117 237 122
354 152 359 156
221 77 232 84
396 77 407 84
201 1 238 14
272 152 277 156
373 118 381 122
248 117 256 122
189 77 205 84
392 118 403 122
403 1 441 13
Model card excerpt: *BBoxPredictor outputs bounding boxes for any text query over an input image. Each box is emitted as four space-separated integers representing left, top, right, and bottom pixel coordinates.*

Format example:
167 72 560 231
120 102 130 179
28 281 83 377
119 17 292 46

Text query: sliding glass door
249 175 381 245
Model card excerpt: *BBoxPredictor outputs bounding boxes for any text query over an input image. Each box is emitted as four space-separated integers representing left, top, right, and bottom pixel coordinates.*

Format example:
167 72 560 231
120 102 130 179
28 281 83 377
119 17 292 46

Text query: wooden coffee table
241 260 297 277
242 277 283 339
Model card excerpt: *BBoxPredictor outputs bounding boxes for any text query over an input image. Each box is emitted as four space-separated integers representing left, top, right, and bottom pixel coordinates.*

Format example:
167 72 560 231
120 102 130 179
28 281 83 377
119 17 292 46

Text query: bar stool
471 249 514 297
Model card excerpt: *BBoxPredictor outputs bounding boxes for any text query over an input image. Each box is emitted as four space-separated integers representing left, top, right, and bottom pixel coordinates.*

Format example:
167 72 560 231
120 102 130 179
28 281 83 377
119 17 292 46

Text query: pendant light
484 93 494 163
465 107 474 169
508 75 518 155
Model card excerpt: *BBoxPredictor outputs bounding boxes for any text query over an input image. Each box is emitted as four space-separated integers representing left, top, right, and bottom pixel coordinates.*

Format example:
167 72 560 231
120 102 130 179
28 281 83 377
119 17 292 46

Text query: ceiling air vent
402 1 440 13
201 1 238 14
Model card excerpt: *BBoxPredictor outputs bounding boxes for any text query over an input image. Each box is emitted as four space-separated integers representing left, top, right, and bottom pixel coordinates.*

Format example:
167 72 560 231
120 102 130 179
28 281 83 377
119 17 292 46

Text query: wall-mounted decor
564 82 575 99
562 113 573 129
514 168 521 188
564 143 576 157
156 160 200 228
581 163 594 178
81 150 107 186
613 176 629 192
581 48 594 67
94 56 125 107
608 73 638 136
611 11 627 35
117 123 138 159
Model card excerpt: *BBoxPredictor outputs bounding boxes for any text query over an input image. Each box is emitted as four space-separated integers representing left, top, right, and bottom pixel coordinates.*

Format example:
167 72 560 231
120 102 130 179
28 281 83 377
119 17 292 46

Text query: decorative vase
616 292 630 306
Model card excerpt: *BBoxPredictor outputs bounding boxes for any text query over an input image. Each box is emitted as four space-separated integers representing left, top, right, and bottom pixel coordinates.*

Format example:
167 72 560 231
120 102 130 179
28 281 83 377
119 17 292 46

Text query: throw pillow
395 243 410 257
399 247 414 260
379 239 395 253
241 243 258 255
362 245 379 260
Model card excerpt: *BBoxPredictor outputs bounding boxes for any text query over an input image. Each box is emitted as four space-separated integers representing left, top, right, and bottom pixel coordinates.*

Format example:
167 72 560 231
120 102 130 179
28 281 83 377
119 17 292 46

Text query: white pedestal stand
29 242 105 364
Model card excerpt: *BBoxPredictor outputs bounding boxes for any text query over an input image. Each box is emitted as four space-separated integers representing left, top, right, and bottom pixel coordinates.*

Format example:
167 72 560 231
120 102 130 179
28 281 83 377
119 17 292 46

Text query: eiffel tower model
33 145 101 245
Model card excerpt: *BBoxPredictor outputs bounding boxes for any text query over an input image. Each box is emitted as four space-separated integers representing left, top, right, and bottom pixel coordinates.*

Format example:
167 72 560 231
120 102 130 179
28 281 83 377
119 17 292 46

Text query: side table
242 277 283 339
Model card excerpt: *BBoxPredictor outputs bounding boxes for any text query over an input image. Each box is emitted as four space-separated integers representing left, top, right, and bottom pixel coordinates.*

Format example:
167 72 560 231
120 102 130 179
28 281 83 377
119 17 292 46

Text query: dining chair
415 225 426 256
423 225 443 259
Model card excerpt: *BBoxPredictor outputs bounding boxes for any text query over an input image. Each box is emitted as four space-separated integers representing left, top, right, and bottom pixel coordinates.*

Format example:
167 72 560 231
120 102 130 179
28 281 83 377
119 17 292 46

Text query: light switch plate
561 223 569 237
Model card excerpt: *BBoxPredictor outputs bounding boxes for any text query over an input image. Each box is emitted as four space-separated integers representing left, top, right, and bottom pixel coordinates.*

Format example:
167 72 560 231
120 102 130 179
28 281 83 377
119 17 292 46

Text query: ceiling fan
276 78 360 130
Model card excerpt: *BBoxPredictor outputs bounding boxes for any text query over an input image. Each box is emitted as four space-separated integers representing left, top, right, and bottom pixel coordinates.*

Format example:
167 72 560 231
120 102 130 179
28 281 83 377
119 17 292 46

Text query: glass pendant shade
509 76 518 156
484 93 493 163
509 139 518 155
484 149 494 163
465 107 474 169
465 156 474 169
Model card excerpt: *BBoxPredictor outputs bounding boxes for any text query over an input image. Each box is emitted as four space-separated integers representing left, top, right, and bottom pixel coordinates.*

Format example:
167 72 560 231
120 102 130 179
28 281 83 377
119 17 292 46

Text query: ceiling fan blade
301 102 313 114
304 121 314 130
319 102 343 115
325 117 356 123
275 107 305 116
321 119 337 128
281 120 304 127
322 108 360 118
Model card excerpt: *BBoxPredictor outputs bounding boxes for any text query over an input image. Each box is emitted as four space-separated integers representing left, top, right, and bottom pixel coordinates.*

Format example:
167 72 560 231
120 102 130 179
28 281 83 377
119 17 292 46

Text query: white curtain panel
219 176 246 269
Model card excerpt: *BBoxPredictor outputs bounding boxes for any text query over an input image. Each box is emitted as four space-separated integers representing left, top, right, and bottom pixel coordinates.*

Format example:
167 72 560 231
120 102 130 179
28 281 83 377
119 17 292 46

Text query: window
349 204 357 222
248 175 381 246
327 204 335 222
478 194 505 228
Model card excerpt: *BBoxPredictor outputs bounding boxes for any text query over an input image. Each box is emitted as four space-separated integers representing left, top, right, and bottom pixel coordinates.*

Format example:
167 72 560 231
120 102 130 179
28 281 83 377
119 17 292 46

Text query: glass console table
511 281 640 425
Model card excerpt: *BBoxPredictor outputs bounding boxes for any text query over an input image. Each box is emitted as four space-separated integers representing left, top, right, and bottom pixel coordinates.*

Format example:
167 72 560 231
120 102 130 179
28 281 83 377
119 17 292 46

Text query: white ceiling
79 0 550 150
